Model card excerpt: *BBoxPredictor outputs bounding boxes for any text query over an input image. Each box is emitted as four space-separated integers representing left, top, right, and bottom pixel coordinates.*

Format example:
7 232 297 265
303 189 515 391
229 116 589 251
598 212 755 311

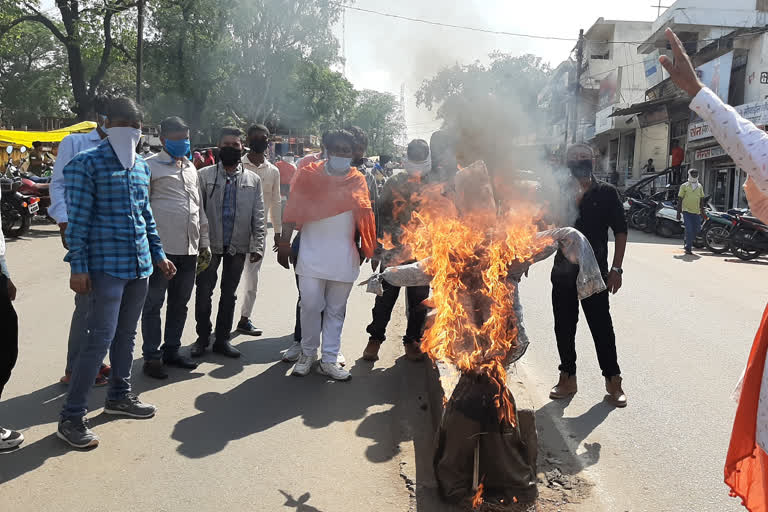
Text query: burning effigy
363 161 606 509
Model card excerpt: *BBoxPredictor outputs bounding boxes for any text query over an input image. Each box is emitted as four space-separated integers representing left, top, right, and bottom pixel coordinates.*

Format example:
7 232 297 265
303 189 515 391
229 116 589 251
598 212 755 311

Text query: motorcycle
1 174 40 237
701 209 748 254
5 146 52 220
728 213 768 261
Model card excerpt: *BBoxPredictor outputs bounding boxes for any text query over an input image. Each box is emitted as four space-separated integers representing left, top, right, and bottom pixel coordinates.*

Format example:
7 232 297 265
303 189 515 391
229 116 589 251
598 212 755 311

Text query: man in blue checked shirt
58 97 177 449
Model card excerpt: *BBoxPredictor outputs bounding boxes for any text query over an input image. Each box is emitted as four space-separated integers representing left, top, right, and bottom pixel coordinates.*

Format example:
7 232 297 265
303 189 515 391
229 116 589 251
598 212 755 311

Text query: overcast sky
338 0 660 139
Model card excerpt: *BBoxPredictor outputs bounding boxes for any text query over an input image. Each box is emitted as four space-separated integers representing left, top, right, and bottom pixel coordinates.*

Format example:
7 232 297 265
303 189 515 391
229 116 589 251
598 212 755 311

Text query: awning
0 121 97 147
609 98 671 117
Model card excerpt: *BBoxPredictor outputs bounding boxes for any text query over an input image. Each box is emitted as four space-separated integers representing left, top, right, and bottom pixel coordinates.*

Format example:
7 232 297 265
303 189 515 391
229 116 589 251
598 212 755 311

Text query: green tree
0 0 139 120
349 89 404 156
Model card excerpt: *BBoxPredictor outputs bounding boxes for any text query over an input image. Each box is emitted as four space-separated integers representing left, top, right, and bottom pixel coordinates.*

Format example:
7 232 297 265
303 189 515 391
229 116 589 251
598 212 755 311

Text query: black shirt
552 179 628 282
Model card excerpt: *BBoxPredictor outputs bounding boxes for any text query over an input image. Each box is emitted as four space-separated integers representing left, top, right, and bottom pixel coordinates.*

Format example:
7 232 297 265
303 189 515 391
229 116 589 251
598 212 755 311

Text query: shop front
689 142 748 210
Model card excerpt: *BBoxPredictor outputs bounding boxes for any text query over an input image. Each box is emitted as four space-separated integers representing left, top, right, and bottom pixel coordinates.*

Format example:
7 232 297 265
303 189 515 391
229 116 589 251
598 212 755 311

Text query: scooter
654 201 685 238
728 213 768 261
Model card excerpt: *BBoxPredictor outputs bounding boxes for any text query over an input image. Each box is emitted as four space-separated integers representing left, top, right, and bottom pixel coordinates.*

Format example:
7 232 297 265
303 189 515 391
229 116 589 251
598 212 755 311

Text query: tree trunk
66 42 92 121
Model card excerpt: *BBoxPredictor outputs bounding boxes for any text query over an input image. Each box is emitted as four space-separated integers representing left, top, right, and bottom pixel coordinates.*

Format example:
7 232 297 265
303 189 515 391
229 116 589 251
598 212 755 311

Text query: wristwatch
611 267 623 275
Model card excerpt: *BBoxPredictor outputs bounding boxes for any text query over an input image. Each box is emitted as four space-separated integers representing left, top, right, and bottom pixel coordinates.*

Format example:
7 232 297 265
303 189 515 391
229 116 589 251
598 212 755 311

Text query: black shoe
212 341 241 358
143 360 168 380
190 340 208 358
163 354 199 369
237 319 263 336
103 393 156 419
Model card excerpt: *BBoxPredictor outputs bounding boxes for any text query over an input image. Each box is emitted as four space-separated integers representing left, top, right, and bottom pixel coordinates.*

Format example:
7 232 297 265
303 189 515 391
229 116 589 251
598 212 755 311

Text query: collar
156 150 191 167
241 154 268 169
87 128 103 142
219 161 242 178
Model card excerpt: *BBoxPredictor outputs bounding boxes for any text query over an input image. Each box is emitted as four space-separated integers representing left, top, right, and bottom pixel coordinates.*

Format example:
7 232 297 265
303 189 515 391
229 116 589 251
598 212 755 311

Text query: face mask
98 114 108 133
165 138 191 159
219 146 242 167
283 156 295 164
327 155 352 176
689 176 699 184
107 127 142 169
250 139 269 153
405 157 432 177
568 160 593 179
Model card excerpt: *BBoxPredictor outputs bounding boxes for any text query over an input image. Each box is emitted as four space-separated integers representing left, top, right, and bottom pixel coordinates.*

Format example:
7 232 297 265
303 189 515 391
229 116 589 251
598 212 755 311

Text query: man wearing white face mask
58 97 176 449
364 139 432 362
677 169 706 255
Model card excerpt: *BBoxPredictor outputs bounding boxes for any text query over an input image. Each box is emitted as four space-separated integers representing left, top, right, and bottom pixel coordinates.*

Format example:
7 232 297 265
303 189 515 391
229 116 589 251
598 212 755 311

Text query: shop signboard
689 99 768 141
595 105 615 134
694 145 726 161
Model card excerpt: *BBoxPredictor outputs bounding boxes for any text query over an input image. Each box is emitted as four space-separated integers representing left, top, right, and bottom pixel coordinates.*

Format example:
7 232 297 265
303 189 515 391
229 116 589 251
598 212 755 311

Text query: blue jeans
683 212 702 251
65 293 89 374
141 254 197 361
61 273 149 420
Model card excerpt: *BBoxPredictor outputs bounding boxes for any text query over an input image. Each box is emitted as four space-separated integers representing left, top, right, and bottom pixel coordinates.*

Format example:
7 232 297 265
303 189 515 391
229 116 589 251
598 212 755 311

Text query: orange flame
398 163 551 426
472 483 485 509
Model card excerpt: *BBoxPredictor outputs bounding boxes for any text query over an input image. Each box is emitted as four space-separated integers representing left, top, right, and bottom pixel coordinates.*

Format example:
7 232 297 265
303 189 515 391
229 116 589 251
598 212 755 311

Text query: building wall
740 32 768 103
651 0 767 34
632 123 669 179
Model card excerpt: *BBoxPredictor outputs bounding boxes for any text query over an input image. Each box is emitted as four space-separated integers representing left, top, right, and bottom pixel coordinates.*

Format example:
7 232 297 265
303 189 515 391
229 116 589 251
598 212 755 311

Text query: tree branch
0 14 67 44
113 41 135 63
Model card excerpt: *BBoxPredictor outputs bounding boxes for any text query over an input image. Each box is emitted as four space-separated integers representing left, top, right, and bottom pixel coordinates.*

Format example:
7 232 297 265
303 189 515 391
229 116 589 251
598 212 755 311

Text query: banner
696 51 734 103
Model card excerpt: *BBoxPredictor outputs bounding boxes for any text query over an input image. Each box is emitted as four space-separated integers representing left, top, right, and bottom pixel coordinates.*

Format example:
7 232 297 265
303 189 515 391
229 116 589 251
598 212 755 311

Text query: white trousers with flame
298 275 353 364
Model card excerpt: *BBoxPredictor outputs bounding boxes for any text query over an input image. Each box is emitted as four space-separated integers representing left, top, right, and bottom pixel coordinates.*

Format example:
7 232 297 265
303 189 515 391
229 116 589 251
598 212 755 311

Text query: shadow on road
673 254 702 262
0 433 68 485
278 490 326 512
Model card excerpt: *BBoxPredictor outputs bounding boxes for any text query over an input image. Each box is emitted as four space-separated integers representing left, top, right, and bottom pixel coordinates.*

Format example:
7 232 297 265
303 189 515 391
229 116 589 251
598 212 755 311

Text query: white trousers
298 275 353 363
240 241 267 318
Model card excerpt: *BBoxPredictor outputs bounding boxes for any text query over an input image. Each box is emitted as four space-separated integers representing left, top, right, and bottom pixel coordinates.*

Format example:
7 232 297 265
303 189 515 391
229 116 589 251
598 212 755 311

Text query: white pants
240 241 267 318
298 275 353 363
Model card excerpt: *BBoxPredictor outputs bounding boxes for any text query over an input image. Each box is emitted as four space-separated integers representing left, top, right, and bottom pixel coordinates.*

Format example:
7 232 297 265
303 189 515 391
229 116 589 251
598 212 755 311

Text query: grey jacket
199 163 266 256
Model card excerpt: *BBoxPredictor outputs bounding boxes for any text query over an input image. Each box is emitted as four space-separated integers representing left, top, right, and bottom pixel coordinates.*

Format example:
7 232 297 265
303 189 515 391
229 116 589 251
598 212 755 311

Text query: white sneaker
337 352 346 367
317 361 351 381
292 353 317 376
0 427 24 450
282 342 302 363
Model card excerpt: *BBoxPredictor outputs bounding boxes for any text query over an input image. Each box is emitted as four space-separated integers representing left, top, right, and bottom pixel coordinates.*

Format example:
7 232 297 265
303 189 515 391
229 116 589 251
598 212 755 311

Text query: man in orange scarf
278 130 376 381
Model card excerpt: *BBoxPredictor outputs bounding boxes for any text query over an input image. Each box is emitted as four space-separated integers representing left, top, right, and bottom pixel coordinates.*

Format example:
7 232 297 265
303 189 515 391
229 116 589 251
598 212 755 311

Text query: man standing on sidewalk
193 127 266 359
58 98 177 448
549 144 628 408
141 117 209 379
237 124 281 336
363 139 432 362
50 95 111 387
677 169 706 255
0 187 23 450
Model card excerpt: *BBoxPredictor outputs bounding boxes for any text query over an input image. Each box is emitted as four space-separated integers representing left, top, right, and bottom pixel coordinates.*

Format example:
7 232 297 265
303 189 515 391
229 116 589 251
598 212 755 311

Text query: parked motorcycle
701 209 748 254
728 213 768 261
1 174 40 237
5 146 52 219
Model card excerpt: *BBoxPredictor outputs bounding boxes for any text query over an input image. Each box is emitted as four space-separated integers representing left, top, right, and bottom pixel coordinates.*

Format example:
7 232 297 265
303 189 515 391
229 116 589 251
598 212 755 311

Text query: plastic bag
538 227 607 300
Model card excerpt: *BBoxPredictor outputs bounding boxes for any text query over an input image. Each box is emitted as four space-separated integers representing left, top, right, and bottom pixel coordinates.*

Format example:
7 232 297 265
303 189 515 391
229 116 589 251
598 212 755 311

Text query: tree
349 89 404 156
0 0 139 120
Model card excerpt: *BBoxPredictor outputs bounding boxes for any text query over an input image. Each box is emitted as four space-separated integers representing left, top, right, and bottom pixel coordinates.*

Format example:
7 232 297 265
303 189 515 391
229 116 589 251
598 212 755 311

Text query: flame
472 483 485 509
398 162 551 426
380 232 396 251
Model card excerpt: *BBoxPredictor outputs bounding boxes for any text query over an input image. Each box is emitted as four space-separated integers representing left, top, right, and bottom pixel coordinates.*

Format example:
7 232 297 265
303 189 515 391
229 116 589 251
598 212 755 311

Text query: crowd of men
0 93 631 452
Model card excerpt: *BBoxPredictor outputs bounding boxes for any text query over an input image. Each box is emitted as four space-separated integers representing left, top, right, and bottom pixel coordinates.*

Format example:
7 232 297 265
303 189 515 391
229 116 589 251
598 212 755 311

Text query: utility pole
136 0 145 104
571 29 584 144
651 2 671 18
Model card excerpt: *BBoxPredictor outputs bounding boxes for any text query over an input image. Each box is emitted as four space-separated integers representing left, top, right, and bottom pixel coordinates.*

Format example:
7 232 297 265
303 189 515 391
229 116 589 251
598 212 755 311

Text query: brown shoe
605 375 627 408
404 341 425 361
549 371 577 399
362 340 381 361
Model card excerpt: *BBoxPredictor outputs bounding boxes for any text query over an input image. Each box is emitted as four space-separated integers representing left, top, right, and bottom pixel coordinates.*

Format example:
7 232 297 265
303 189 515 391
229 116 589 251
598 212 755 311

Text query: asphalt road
518 230 766 512
0 224 432 512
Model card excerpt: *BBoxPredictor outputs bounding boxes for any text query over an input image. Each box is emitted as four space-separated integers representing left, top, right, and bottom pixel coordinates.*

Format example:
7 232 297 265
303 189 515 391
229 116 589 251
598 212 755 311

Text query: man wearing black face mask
194 127 266 359
550 144 628 408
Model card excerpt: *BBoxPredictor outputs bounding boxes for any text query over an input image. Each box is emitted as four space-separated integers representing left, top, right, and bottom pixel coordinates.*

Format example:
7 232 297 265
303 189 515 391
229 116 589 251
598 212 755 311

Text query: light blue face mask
165 138 191 159
327 155 352 175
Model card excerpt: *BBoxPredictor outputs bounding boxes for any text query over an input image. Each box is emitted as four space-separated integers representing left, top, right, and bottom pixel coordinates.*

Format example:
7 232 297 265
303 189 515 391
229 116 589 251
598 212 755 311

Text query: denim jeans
683 211 702 251
195 252 246 345
0 274 18 400
61 273 149 420
64 293 89 374
141 254 197 361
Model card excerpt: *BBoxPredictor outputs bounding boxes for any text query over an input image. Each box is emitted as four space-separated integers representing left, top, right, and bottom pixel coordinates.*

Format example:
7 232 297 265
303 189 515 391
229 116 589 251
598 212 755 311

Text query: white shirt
49 129 104 223
145 151 208 255
295 211 360 283
241 154 282 234
0 187 7 277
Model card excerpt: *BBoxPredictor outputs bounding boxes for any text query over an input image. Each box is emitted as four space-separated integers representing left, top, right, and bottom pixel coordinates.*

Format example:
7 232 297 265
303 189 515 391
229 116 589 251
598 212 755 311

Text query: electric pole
136 0 145 104
571 29 584 144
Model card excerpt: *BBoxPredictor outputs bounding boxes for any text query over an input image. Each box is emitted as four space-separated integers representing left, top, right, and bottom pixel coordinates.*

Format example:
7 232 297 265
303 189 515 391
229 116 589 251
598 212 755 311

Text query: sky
337 0 662 139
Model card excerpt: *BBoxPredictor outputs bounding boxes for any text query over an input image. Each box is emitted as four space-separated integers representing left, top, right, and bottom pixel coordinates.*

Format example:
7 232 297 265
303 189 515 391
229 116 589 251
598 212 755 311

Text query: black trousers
0 275 19 400
293 273 302 342
552 280 620 378
195 252 246 344
366 279 429 344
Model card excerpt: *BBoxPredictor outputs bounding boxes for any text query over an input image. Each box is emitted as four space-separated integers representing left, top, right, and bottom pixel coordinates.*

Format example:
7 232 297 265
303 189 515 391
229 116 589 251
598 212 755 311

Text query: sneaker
282 341 303 363
99 364 111 378
237 319 263 336
317 361 351 381
143 360 169 380
103 393 156 419
292 353 317 377
0 427 24 450
59 372 109 387
57 417 99 449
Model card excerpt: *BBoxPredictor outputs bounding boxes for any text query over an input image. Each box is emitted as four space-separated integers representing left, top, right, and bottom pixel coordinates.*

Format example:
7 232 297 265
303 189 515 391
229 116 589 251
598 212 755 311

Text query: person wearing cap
50 95 113 387
549 143 628 408
363 139 434 362
140 116 209 379
677 169 706 255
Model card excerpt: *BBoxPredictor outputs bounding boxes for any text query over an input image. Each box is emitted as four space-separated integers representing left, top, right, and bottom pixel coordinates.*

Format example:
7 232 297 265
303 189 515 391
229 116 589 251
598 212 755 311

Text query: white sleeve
690 88 768 194
49 136 76 224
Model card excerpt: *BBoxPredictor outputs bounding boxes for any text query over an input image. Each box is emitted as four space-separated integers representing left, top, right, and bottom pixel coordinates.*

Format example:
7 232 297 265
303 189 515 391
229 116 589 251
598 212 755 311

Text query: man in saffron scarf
277 130 376 381
662 28 768 511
